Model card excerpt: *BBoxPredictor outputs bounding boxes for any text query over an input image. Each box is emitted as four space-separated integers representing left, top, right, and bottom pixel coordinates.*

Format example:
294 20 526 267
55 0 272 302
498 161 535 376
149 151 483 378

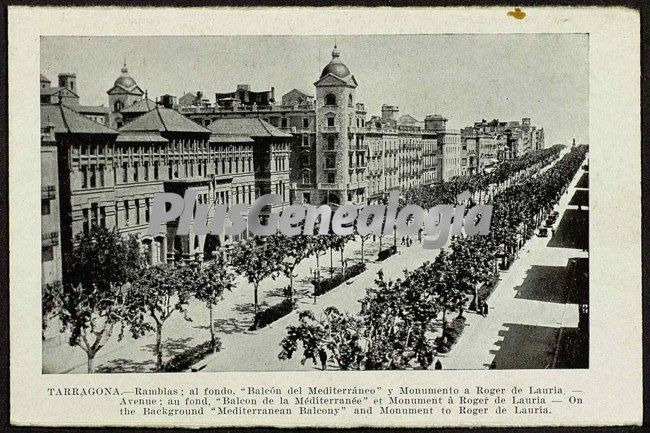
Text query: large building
42 66 293 274
180 46 450 206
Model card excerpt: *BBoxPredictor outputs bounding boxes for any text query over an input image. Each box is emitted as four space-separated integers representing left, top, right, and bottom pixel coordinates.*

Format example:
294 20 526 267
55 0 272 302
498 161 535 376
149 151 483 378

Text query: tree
42 226 143 373
267 234 312 303
230 238 282 329
192 257 235 353
124 263 194 371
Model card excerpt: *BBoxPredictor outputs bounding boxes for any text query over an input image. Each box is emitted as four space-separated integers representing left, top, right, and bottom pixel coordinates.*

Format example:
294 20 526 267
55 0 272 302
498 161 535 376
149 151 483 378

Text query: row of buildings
41 47 544 343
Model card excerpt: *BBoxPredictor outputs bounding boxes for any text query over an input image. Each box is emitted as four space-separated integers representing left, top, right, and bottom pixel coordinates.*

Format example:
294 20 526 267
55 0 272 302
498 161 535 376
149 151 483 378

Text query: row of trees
42 144 574 373
43 229 235 373
279 145 588 370
43 228 357 372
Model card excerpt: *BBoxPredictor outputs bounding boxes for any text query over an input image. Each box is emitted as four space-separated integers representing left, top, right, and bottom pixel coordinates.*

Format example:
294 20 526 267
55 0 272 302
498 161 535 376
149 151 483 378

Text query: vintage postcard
8 6 641 428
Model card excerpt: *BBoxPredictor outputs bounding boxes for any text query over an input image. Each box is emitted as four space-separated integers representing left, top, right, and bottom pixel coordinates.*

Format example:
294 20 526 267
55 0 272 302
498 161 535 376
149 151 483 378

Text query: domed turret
320 45 350 79
114 62 137 89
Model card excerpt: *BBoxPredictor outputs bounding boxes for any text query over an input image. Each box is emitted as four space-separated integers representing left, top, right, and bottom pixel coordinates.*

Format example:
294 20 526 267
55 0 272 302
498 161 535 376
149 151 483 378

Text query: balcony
41 185 56 199
321 126 340 134
42 231 59 246
317 182 341 190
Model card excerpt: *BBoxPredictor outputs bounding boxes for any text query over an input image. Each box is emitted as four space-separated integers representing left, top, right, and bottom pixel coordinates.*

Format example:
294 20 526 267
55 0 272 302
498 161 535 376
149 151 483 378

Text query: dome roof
114 63 137 89
320 45 350 79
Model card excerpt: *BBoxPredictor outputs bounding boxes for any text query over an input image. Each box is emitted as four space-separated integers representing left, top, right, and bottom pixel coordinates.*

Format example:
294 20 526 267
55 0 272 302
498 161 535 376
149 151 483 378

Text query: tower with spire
313 45 364 205
107 61 144 128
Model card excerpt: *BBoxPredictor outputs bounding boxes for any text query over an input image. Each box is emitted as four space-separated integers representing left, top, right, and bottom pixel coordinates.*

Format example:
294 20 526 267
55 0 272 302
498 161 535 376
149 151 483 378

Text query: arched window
113 100 124 112
324 94 337 106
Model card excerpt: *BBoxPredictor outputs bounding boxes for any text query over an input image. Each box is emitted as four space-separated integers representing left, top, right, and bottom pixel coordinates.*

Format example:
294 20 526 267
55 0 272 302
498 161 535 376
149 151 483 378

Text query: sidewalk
441 162 588 370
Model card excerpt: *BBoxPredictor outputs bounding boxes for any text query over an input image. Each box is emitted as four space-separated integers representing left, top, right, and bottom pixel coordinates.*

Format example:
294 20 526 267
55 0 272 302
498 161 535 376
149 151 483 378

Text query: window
325 94 337 106
327 136 336 150
100 206 106 228
114 101 124 112
133 162 139 182
327 117 335 127
89 165 96 188
98 164 105 186
281 118 288 128
144 162 149 181
303 118 309 128
348 94 353 106
41 198 50 215
124 200 130 225
145 198 150 222
302 171 310 184
42 245 53 262
82 209 89 234
81 166 88 188
122 163 128 183
154 162 159 180
135 199 140 224
327 172 335 183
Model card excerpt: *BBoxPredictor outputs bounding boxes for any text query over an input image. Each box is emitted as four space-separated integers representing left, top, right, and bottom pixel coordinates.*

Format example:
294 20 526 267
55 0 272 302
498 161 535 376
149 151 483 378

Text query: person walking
434 359 442 370
483 301 489 317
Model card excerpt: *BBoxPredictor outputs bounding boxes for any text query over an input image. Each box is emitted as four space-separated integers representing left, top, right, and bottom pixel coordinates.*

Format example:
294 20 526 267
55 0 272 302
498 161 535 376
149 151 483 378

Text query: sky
41 34 588 145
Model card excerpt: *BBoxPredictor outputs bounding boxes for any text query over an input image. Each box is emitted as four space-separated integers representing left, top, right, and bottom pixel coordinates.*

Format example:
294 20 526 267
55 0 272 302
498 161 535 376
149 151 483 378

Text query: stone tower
313 45 360 205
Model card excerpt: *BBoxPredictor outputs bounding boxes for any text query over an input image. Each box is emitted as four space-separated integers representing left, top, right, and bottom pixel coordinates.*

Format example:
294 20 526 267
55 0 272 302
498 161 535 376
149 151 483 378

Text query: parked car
537 227 549 237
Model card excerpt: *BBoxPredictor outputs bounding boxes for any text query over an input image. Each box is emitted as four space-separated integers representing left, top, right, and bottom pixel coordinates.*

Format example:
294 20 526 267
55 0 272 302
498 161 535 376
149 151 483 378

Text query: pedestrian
435 359 442 370
401 236 405 246
551 227 556 237
483 302 489 317
490 360 497 370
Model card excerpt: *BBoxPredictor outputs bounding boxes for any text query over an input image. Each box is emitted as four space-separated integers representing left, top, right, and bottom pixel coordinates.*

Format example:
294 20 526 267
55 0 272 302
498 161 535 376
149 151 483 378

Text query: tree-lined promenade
43 144 582 373
278 145 587 370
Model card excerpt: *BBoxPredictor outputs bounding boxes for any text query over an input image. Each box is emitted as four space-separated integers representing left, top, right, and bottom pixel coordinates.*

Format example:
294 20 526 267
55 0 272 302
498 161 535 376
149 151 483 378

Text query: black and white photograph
40 33 590 375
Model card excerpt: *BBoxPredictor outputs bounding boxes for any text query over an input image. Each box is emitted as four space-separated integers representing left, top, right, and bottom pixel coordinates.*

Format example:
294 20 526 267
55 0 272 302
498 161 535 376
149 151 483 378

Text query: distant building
40 73 109 124
282 89 314 106
215 84 275 108
107 63 145 128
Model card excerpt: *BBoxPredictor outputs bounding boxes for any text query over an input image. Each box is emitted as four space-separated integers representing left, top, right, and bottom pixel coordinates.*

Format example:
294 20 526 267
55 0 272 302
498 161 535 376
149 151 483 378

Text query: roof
121 98 156 114
41 104 118 135
75 105 109 115
119 106 211 134
40 86 79 97
285 88 313 97
320 46 350 79
40 74 51 83
116 132 168 143
208 118 292 138
209 133 254 143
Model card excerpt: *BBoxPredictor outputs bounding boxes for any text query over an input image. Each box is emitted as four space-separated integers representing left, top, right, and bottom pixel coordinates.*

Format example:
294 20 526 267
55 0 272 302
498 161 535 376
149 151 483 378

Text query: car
537 227 549 237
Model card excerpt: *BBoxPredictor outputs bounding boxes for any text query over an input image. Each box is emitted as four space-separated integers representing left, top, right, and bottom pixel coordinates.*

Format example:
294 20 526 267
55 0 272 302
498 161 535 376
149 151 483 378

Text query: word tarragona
147 191 492 250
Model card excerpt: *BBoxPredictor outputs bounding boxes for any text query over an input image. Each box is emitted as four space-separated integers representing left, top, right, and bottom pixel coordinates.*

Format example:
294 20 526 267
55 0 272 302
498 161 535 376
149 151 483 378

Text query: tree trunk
87 352 95 374
155 322 164 372
442 308 448 338
329 248 333 275
289 273 294 303
253 283 259 328
209 304 217 353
